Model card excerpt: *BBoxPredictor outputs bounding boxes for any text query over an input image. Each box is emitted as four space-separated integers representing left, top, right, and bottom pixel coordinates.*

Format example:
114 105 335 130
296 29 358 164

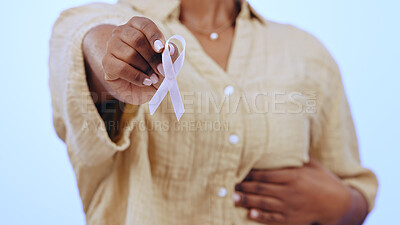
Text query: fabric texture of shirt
49 0 378 224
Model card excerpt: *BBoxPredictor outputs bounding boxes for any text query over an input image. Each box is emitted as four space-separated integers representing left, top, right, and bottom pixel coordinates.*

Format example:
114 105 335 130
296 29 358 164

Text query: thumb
168 42 179 63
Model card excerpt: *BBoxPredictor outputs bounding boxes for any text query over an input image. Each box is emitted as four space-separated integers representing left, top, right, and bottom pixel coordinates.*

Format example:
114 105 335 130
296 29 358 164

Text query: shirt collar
118 0 265 24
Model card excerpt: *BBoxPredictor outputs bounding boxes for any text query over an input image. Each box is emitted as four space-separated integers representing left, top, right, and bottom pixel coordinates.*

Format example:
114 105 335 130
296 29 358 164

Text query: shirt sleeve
309 51 378 212
49 3 138 167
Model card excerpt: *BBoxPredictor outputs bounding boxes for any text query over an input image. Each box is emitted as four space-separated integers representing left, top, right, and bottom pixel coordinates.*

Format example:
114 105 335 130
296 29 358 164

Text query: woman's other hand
234 158 368 225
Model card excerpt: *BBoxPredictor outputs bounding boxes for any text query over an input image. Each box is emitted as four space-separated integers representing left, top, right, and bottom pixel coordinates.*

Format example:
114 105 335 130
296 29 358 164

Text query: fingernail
168 43 175 55
233 193 241 203
154 40 164 52
143 78 152 86
150 73 159 84
157 64 165 76
250 209 259 219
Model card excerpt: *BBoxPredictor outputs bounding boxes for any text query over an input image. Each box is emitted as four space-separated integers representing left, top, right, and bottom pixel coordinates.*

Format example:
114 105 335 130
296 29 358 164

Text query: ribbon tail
168 80 185 121
149 81 169 115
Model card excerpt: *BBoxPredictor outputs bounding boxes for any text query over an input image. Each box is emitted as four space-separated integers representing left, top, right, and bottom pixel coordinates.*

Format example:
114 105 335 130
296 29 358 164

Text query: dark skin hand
83 17 178 104
235 158 369 225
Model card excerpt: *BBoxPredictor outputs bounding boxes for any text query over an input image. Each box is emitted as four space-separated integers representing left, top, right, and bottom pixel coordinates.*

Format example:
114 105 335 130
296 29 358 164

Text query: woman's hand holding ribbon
100 16 178 105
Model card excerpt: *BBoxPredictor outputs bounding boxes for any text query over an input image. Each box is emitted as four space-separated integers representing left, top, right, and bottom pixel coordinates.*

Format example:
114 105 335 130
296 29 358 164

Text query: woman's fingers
128 16 166 53
234 184 290 224
103 55 152 86
113 25 163 78
127 16 168 78
107 36 150 73
248 208 287 224
234 192 285 213
244 168 298 184
235 181 285 199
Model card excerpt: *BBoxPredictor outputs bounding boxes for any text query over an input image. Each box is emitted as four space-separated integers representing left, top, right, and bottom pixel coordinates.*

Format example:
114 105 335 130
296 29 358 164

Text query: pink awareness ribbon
149 35 186 121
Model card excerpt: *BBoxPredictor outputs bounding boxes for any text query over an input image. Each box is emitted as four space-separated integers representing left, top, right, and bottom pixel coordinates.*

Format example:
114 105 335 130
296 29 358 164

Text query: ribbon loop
149 35 186 121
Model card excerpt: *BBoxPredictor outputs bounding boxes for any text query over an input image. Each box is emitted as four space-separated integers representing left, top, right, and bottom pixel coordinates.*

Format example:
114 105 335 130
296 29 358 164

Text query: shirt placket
162 3 257 224
209 12 255 225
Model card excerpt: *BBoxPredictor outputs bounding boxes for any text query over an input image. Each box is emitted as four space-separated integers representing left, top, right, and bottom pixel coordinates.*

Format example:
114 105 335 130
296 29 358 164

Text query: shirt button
224 85 234 96
229 134 239 144
218 187 227 197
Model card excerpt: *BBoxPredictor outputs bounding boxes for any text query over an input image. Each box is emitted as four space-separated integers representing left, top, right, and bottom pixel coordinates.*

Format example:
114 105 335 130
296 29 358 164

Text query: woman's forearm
83 24 117 103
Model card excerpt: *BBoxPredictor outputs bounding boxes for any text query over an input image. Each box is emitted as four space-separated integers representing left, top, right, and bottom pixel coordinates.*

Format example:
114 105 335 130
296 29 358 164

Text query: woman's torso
81 1 328 224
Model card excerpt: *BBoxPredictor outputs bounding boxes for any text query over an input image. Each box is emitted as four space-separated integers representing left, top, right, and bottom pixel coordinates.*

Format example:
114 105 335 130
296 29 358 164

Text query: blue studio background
0 0 399 224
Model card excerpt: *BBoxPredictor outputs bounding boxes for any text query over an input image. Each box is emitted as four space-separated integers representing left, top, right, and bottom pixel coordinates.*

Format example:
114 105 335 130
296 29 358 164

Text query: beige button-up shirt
49 0 378 224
